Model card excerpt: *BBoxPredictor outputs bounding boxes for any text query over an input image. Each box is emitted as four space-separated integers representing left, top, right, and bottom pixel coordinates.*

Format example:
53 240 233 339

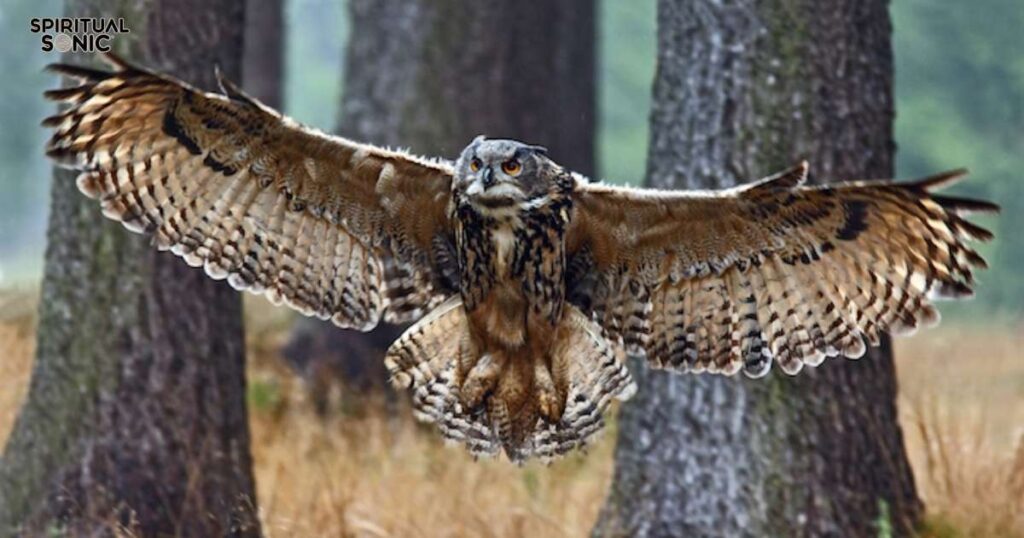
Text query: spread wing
566 162 998 377
43 53 456 330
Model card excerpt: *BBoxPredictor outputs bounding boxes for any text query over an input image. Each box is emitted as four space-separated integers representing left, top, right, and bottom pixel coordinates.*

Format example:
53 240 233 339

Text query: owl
43 54 997 462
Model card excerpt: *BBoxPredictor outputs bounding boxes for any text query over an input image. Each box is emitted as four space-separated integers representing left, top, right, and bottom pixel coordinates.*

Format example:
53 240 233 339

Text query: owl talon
534 361 564 422
460 352 504 409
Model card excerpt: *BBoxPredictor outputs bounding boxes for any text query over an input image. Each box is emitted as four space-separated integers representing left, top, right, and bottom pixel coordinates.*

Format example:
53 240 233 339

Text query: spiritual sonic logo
30 18 130 53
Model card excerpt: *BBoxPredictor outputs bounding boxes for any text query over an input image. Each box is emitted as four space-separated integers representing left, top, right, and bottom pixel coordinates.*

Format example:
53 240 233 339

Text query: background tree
0 0 260 535
243 0 284 108
283 0 597 406
593 1 921 537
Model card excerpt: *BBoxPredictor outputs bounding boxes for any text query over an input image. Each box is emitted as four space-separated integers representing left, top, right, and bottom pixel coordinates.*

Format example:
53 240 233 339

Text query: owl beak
481 166 496 189
465 166 499 197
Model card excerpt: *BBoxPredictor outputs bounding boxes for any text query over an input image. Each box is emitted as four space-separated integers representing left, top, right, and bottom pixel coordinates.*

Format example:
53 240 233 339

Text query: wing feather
567 165 997 377
44 53 457 329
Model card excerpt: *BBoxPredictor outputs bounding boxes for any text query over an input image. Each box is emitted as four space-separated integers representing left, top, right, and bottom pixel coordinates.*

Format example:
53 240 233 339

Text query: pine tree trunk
285 0 596 406
593 1 921 537
0 0 260 536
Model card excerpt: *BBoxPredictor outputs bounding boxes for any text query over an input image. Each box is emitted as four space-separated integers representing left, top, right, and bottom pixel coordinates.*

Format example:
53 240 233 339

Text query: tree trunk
285 0 596 409
0 0 260 536
339 0 594 171
243 0 284 108
593 1 921 537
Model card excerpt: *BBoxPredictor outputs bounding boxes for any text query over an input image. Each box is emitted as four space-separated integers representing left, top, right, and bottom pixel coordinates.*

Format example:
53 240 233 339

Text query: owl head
453 136 554 210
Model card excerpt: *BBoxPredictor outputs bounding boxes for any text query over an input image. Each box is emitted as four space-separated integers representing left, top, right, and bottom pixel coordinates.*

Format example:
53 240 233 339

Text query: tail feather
384 299 635 462
532 309 636 460
385 297 501 457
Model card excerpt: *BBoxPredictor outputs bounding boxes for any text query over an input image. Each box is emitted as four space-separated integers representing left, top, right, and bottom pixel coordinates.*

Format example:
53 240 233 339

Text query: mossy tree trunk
593 1 921 537
285 0 597 403
0 0 260 536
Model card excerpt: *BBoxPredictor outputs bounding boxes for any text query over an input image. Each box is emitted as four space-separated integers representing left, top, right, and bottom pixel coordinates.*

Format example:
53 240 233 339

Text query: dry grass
241 298 615 538
0 289 37 446
248 394 614 538
894 326 1024 537
0 291 1021 537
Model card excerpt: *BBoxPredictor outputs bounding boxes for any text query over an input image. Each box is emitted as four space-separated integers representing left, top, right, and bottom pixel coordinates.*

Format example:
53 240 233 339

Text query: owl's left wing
565 163 997 377
43 54 456 330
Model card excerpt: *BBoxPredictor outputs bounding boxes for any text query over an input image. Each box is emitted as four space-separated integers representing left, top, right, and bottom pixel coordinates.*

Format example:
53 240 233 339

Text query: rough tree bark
338 0 594 171
285 0 596 406
0 0 260 536
593 1 921 537
242 0 284 108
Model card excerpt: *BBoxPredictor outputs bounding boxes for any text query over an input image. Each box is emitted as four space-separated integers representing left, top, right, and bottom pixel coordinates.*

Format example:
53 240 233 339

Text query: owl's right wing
43 53 456 330
566 163 997 377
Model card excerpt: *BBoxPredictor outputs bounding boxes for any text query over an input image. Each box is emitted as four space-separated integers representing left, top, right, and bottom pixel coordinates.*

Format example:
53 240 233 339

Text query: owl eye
469 158 482 172
501 160 522 176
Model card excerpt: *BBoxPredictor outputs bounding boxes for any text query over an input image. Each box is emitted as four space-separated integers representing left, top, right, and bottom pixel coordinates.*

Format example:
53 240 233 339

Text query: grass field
1 291 1022 537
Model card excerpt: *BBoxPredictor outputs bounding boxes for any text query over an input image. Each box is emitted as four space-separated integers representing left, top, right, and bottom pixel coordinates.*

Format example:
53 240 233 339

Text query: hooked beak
466 166 496 196
481 166 495 189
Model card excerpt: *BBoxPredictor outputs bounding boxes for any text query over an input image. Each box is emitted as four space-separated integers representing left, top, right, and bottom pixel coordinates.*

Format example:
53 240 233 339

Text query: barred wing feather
567 162 997 377
44 53 456 329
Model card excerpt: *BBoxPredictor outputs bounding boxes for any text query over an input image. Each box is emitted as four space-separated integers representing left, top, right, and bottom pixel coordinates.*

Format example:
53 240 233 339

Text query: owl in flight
44 54 997 462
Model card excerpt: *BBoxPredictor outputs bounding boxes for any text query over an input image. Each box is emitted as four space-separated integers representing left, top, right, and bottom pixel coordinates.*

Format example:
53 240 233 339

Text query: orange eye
469 158 482 172
501 160 522 176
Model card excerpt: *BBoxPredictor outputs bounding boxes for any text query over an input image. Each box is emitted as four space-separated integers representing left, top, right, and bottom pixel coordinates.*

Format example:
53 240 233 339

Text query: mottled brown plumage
44 54 997 462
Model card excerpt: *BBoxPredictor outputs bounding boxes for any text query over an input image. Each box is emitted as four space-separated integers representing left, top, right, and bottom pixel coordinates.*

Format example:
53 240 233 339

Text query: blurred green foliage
597 1 655 184
892 0 1023 319
283 0 347 129
247 377 283 412
0 0 1019 319
0 0 61 281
